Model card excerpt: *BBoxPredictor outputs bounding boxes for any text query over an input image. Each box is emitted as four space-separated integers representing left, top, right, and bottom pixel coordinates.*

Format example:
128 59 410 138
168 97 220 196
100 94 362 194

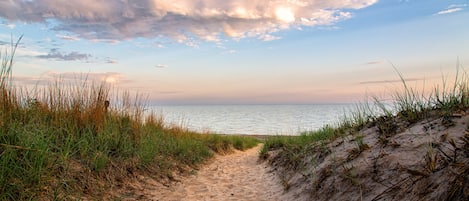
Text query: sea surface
150 104 356 135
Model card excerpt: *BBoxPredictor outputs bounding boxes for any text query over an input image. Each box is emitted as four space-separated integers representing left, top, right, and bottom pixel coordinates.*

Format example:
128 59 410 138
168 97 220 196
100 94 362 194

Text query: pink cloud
0 0 377 44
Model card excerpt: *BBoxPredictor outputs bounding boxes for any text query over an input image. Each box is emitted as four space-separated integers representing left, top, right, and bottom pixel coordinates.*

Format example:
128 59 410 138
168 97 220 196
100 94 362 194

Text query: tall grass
0 38 259 200
262 64 469 168
260 65 469 201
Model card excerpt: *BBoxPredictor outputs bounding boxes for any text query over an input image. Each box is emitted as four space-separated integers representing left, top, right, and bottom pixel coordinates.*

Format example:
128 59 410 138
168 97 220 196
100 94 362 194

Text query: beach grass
261 64 469 185
0 39 259 200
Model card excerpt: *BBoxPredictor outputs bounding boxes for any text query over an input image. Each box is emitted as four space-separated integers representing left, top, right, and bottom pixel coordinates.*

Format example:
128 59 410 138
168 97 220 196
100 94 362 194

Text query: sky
0 0 468 105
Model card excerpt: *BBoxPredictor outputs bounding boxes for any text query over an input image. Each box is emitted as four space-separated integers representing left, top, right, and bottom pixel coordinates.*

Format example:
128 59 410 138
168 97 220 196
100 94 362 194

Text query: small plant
280 175 291 190
375 115 400 136
91 151 109 172
259 145 268 159
347 136 370 162
424 142 438 172
355 136 370 152
341 165 359 186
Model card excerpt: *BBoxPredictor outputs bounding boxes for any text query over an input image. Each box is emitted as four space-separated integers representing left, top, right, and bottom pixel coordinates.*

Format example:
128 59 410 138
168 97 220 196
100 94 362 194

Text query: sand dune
143 144 284 201
266 113 469 201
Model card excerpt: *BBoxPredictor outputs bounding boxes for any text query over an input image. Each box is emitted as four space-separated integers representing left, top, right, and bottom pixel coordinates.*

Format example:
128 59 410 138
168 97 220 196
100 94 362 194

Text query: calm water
150 104 355 135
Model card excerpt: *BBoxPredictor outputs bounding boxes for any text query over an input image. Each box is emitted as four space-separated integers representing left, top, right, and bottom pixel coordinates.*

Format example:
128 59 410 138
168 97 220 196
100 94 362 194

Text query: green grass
0 38 259 200
262 64 469 171
261 64 469 201
260 125 339 158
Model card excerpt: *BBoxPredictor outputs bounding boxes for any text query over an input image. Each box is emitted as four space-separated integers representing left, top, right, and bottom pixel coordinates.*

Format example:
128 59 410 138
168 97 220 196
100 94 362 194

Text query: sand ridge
266 113 469 201
146 144 284 201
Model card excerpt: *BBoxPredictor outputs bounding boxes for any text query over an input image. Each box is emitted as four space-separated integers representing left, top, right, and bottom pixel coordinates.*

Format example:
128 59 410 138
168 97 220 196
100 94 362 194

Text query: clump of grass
347 136 370 162
261 63 469 200
424 142 438 172
341 165 359 186
337 102 375 134
0 38 259 200
261 125 338 154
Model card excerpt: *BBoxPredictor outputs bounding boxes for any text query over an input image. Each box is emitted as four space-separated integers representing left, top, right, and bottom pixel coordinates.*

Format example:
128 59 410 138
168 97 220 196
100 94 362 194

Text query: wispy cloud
36 48 91 61
12 76 45 85
363 60 384 65
448 4 468 9
0 0 377 44
105 58 118 64
155 43 165 48
56 35 80 41
259 34 281 42
13 71 130 85
436 8 463 15
223 49 237 54
14 48 45 57
1 21 15 29
436 4 466 15
359 78 423 85
54 72 128 84
155 64 168 68
155 90 183 95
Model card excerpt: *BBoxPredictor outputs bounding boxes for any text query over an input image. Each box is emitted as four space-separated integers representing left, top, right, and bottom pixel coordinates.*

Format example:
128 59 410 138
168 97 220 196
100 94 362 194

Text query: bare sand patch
140 144 284 201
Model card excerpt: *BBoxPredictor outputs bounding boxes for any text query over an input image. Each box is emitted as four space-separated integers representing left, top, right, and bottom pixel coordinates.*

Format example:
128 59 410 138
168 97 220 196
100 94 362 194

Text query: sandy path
147 144 283 201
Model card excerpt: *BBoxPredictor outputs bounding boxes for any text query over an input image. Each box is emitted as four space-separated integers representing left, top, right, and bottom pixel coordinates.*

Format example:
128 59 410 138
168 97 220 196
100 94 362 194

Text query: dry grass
261 63 469 200
0 38 259 200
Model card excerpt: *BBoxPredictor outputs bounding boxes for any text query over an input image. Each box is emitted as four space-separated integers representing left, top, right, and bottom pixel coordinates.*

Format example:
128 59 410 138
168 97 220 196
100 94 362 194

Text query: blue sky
0 0 468 104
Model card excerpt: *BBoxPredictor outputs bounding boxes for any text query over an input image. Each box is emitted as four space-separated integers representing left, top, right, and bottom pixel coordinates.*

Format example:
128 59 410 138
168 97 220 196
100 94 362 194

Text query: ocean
150 104 356 135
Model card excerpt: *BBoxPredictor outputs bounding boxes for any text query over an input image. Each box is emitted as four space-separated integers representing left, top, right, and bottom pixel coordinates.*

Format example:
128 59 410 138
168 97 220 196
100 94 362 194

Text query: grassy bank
262 67 468 156
261 66 469 200
0 40 259 200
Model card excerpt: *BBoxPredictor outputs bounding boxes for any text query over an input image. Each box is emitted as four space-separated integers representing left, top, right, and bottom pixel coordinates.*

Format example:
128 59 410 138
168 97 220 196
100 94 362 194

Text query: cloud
1 21 15 29
154 90 183 95
13 71 130 86
155 43 165 48
89 39 120 44
436 4 466 15
47 71 129 84
57 35 80 41
259 34 281 42
223 49 237 54
36 48 91 61
105 58 118 64
0 0 377 44
448 4 468 9
12 76 46 85
0 43 45 57
363 60 384 65
436 8 463 15
359 78 423 85
155 64 168 68
16 48 45 57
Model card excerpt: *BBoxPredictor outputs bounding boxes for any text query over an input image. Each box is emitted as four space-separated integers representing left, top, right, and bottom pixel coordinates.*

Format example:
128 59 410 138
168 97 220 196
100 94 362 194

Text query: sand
267 112 469 201
141 144 284 201
120 113 469 201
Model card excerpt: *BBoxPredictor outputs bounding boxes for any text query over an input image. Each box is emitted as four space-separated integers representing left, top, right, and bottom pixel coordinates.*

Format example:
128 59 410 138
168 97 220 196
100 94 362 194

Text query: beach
134 144 285 201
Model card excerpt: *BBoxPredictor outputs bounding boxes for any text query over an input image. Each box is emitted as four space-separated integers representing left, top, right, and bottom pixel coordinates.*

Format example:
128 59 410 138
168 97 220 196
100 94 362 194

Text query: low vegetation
0 38 259 200
262 65 469 200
